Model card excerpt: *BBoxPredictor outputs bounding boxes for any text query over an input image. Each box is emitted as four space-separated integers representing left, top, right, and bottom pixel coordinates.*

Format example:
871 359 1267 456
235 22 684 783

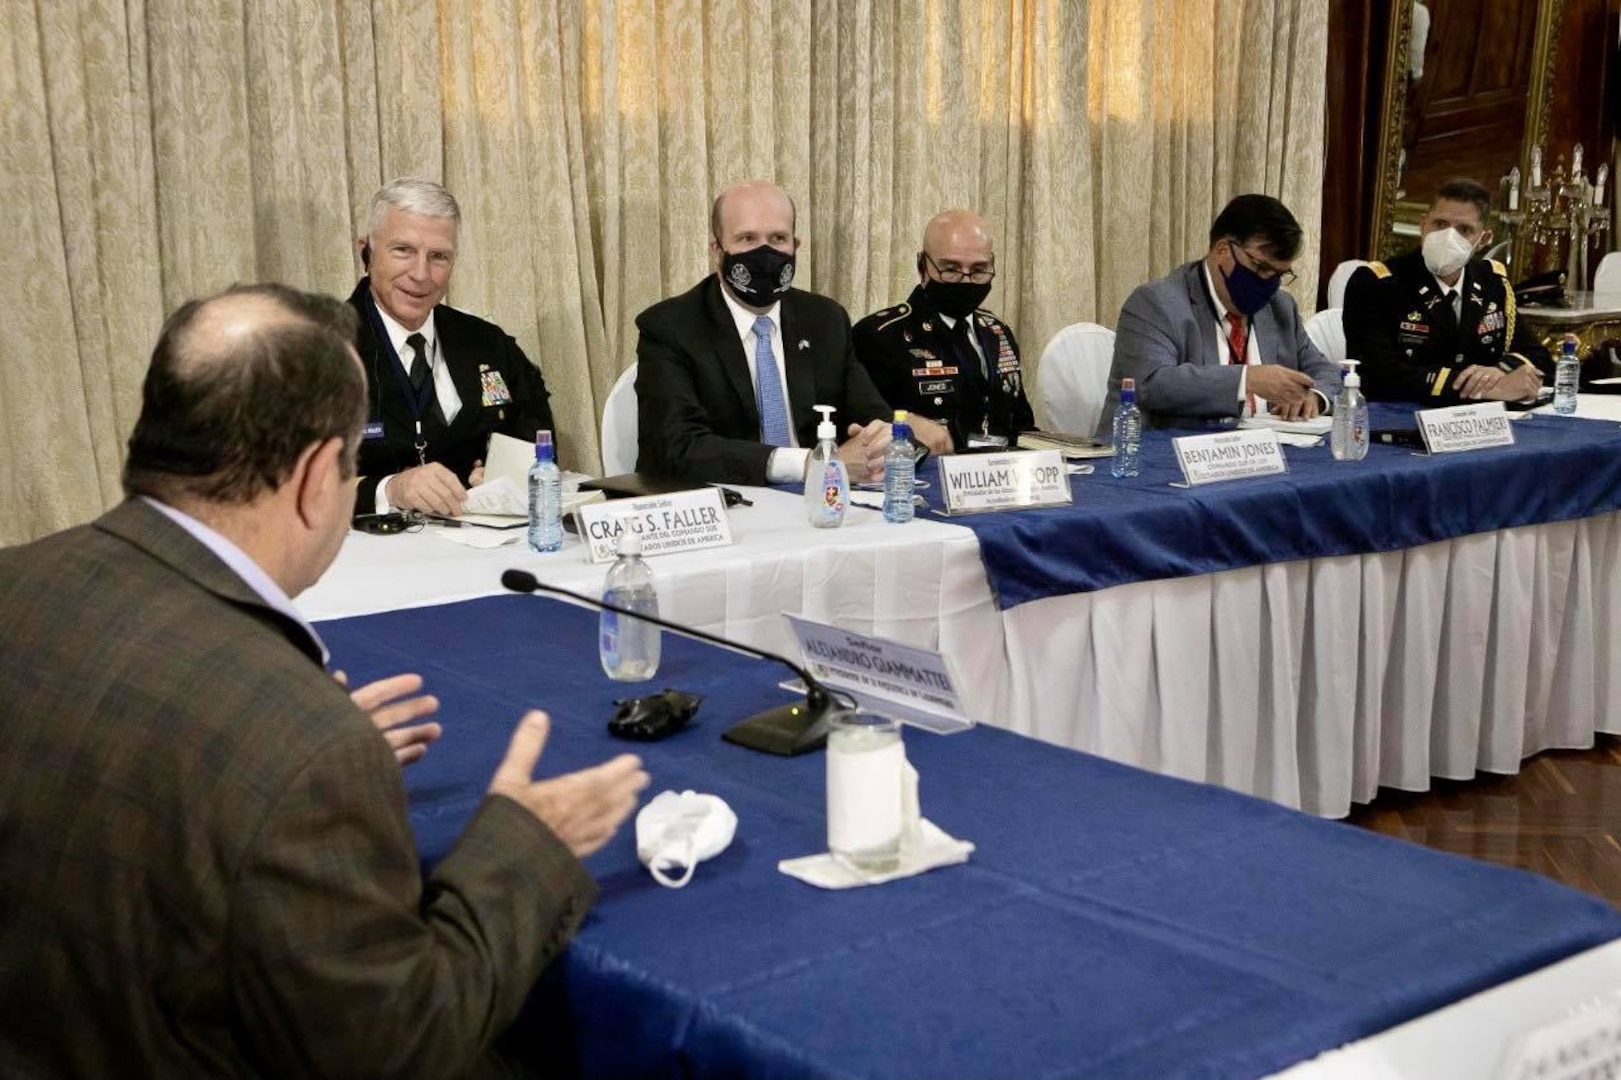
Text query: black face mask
923 277 993 319
1219 243 1285 316
720 244 795 306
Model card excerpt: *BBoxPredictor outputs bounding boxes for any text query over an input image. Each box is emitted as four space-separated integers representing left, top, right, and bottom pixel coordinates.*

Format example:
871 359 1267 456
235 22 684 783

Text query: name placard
1416 401 1515 454
1496 1001 1621 1080
575 488 733 564
783 614 974 734
1171 428 1287 486
937 450 1071 514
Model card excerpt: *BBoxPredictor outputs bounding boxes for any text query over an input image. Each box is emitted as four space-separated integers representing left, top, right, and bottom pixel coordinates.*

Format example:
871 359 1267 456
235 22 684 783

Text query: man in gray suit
1099 194 1338 432
0 284 649 1077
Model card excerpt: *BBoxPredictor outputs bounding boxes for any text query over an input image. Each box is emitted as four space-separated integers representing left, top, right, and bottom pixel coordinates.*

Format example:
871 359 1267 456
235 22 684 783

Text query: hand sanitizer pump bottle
803 404 848 528
1330 360 1369 461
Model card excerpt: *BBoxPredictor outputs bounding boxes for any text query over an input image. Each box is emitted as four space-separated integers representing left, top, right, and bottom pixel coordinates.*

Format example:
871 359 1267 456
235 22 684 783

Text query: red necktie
1226 313 1257 415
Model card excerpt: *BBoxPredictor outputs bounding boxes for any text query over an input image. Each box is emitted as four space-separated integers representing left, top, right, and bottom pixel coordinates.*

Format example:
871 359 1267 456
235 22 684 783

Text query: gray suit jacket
1097 260 1338 433
0 499 595 1078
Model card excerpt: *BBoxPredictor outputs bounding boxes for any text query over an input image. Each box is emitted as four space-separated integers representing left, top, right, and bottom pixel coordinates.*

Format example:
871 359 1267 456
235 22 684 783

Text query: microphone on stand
500 569 845 756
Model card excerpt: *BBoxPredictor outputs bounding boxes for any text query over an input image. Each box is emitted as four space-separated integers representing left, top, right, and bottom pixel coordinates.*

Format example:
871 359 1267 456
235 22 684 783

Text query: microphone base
721 696 839 756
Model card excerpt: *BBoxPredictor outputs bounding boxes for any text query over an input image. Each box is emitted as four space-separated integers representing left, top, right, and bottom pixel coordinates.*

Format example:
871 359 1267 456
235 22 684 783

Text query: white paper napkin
778 819 975 889
432 526 522 549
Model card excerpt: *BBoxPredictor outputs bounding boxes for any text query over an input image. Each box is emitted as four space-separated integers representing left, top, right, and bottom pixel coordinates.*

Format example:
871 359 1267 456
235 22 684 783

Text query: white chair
1306 308 1347 366
1326 259 1368 310
1037 322 1115 435
599 363 639 475
1593 251 1621 303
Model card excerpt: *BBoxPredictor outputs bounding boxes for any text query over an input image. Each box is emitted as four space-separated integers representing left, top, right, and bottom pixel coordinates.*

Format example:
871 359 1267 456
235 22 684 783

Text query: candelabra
1499 144 1610 295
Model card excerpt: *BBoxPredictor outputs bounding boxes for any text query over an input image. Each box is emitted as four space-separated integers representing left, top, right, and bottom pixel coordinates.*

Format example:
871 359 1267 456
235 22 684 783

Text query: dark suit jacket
1099 259 1339 434
634 276 891 485
0 499 594 1078
349 279 554 512
1343 249 1553 403
853 284 1035 448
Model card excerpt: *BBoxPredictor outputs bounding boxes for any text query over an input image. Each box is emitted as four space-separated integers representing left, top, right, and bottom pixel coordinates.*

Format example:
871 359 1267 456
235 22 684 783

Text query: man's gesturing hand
489 711 650 859
335 670 443 767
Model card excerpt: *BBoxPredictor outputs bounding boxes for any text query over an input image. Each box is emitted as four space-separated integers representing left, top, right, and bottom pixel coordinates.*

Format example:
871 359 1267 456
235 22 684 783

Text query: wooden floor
1347 735 1621 907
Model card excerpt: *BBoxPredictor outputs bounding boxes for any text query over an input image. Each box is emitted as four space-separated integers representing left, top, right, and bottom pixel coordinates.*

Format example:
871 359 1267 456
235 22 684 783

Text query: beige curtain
2 0 1327 546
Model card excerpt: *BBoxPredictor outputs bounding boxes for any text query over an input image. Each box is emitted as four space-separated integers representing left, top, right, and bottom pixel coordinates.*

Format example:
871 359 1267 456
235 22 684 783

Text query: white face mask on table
635 790 738 889
1421 226 1476 280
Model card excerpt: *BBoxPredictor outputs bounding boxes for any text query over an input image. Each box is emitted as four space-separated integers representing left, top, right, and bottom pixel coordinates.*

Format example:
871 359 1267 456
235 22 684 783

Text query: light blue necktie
753 315 791 447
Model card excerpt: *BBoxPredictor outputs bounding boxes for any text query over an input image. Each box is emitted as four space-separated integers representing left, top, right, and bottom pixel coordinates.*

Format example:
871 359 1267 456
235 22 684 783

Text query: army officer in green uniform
854 210 1035 450
1344 178 1551 404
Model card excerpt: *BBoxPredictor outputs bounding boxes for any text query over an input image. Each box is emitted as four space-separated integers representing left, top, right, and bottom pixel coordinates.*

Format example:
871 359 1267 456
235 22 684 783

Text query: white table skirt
1000 510 1621 816
297 488 1011 723
301 488 1620 819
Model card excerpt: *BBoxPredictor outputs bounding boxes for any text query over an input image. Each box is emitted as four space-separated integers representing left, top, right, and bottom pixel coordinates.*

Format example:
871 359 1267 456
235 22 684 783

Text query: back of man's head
123 284 365 506
1209 194 1304 261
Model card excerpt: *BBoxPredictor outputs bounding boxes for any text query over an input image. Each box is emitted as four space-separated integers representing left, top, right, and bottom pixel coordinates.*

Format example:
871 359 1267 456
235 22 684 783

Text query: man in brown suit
0 285 649 1077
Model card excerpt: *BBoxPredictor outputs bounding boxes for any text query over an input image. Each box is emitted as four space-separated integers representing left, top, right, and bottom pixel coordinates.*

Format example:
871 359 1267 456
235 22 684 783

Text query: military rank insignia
480 370 513 407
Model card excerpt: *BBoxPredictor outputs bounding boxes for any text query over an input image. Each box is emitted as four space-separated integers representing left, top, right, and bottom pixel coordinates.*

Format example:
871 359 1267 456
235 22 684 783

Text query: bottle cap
1120 377 1135 391
534 429 555 462
892 409 909 423
813 404 837 441
1563 333 1579 354
616 528 643 557
1340 358 1360 388
1119 376 1136 403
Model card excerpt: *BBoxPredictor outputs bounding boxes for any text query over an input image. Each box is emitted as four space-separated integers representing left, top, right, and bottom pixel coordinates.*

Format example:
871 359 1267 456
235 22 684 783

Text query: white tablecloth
299 488 1011 723
304 428 1621 818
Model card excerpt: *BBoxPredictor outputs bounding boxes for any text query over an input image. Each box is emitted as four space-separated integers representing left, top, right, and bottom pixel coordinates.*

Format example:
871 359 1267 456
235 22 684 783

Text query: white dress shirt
373 305 462 512
1201 262 1262 411
142 497 329 664
1438 268 1465 323
1200 262 1330 416
718 283 808 483
939 311 987 377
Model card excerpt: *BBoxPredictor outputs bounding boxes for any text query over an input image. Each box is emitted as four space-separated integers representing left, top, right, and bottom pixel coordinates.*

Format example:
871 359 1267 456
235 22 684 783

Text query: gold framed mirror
1368 0 1567 264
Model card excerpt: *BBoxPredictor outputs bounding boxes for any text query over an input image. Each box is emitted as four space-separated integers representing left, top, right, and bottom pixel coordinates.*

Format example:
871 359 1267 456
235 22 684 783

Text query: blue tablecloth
917 405 1621 608
320 595 1621 1080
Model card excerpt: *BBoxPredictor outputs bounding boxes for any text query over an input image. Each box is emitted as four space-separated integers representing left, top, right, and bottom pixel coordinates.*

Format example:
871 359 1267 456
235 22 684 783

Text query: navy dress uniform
1343 249 1553 403
853 285 1035 448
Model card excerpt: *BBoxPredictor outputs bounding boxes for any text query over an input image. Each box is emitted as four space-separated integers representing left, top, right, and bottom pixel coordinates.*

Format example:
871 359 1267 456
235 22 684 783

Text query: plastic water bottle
600 529 660 681
1331 359 1369 461
1553 334 1580 415
882 410 915 524
1110 377 1142 478
527 430 563 553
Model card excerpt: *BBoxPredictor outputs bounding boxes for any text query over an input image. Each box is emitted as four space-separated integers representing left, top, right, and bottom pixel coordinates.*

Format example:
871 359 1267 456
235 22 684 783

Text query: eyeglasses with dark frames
1226 239 1298 287
924 252 996 285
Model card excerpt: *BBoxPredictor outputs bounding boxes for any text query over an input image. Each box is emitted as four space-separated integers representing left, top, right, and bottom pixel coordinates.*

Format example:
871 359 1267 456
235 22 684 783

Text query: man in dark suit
1100 194 1340 433
634 180 951 486
1344 178 1551 404
0 284 648 1077
349 178 554 516
855 209 1034 450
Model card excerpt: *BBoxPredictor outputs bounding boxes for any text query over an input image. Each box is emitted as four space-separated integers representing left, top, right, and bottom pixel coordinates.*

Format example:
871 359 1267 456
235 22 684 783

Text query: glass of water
825 711 905 873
